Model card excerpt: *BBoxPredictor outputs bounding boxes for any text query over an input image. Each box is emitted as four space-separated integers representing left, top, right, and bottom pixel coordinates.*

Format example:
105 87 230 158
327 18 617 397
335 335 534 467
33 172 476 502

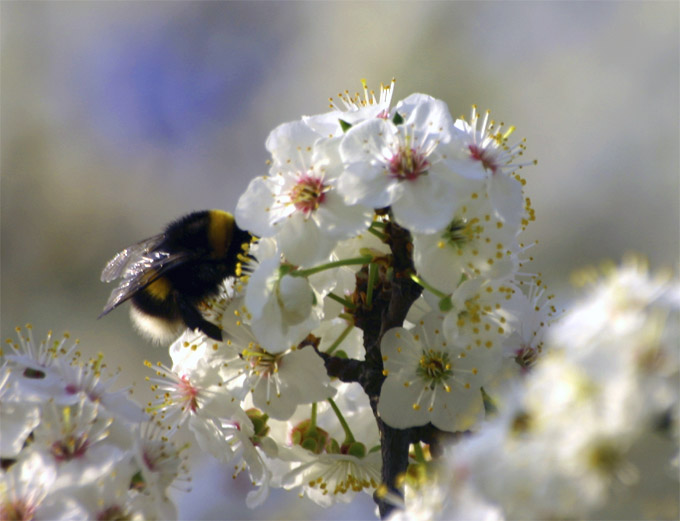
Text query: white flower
304 78 397 136
0 324 188 520
71 460 154 521
391 471 505 521
502 280 558 369
338 93 461 233
313 318 364 360
244 252 323 353
54 353 147 423
147 329 245 459
3 327 146 427
236 120 372 267
437 259 680 521
0 367 40 458
549 256 679 421
219 298 336 420
282 447 381 507
0 404 40 460
144 345 241 436
0 451 87 521
485 280 560 395
445 106 530 227
412 186 521 292
276 396 381 507
167 328 224 369
445 395 588 520
218 408 278 508
131 423 185 519
378 312 486 431
555 421 640 510
554 256 676 353
249 347 335 421
30 398 129 490
2 327 76 404
441 278 518 376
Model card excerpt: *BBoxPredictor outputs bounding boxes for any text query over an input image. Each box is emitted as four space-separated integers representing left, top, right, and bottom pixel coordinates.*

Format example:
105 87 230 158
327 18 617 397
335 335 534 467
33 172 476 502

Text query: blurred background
1 2 678 519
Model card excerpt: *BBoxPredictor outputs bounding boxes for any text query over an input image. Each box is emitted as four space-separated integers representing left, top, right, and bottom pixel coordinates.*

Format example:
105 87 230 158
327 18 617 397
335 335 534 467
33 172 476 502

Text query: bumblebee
100 210 251 343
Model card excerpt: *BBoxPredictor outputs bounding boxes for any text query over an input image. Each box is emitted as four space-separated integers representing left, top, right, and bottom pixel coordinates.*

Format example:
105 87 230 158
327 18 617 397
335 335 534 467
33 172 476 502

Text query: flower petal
390 175 457 233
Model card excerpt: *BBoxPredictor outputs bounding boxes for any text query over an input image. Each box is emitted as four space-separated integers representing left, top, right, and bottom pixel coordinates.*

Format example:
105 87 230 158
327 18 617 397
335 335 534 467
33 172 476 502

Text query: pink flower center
514 344 539 371
179 375 199 412
468 144 498 173
388 147 429 181
290 174 327 215
97 506 125 521
51 434 89 461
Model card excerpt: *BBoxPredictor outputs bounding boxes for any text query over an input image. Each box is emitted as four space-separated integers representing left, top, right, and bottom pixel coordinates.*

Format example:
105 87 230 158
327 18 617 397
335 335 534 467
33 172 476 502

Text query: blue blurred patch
74 7 286 151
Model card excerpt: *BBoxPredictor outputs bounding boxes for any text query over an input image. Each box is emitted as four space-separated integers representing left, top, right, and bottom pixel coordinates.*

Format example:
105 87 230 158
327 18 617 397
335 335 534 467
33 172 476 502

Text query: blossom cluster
234 80 544 425
3 81 558 518
393 257 680 520
132 80 552 510
0 326 185 520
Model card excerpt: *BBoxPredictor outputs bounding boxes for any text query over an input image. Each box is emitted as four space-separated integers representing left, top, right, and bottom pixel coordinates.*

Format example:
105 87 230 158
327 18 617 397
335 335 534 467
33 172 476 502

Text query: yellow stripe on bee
146 276 172 300
208 210 234 258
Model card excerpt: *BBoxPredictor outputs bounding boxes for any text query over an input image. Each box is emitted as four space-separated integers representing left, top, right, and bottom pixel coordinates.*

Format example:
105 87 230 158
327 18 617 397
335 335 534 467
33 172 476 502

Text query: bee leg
175 294 223 341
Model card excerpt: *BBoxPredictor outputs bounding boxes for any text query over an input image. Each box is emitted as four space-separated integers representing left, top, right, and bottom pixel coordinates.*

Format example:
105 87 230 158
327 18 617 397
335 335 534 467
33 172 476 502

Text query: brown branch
314 219 434 518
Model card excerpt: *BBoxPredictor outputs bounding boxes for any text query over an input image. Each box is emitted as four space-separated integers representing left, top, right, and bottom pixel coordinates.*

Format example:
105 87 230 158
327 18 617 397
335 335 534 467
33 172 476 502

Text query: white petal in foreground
487 173 524 227
277 212 335 267
390 175 457 233
378 375 429 428
235 175 278 237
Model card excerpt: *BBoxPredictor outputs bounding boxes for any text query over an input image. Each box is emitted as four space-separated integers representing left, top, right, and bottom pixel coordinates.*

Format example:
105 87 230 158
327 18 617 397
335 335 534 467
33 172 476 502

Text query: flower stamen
388 144 430 181
290 174 328 216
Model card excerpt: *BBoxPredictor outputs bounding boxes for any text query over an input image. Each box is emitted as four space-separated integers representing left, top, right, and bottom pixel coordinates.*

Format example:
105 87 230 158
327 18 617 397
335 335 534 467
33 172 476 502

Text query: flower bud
290 419 330 455
246 408 270 439
342 440 367 459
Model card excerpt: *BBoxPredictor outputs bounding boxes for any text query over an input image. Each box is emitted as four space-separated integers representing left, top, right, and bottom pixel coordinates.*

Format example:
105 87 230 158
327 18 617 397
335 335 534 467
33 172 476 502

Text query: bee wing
100 233 166 283
99 234 191 316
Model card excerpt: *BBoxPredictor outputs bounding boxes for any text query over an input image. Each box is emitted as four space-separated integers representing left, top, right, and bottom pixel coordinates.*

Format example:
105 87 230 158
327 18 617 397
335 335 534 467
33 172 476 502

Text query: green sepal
344 441 367 459
291 418 330 455
246 408 270 438
278 264 294 278
339 119 352 132
302 437 323 453
327 438 341 454
481 387 497 416
130 470 145 491
438 295 453 312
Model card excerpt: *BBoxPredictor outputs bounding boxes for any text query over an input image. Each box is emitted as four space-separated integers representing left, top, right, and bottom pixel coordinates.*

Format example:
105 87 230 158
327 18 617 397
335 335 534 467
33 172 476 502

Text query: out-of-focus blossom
411 258 679 521
0 328 182 520
0 451 87 521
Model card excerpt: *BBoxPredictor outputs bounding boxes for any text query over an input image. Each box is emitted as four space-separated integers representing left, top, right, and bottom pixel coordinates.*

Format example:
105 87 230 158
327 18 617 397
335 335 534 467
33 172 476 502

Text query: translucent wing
100 234 165 283
99 233 192 317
